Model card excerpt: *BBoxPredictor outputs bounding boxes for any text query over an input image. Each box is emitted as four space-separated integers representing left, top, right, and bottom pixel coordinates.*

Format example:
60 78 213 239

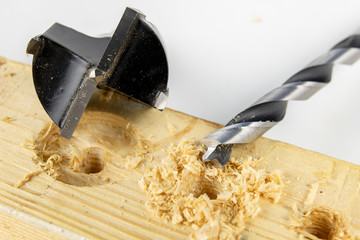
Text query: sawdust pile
139 139 284 239
32 124 65 179
295 206 360 240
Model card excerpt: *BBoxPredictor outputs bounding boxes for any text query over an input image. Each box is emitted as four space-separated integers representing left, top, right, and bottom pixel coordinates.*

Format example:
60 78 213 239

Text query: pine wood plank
0 57 359 239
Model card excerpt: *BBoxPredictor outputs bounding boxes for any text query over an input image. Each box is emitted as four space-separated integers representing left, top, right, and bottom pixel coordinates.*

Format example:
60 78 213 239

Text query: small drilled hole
81 148 105 174
34 112 142 186
300 207 348 240
193 178 223 200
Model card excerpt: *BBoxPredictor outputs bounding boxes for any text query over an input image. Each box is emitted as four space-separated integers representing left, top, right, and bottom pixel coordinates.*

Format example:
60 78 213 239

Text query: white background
1 0 360 165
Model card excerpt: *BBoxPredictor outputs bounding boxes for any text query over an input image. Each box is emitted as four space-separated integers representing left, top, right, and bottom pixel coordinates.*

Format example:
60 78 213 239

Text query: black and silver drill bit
202 33 360 165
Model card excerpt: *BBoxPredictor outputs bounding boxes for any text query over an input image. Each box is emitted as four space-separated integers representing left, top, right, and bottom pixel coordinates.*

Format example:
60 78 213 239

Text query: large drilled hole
193 178 223 200
33 111 142 187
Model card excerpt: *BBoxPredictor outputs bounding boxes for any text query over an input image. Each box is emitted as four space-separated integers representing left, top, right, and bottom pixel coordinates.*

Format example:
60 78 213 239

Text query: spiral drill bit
202 33 360 166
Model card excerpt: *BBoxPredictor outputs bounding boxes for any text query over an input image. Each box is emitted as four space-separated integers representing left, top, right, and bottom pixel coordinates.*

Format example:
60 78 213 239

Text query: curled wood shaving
33 124 64 179
139 139 284 239
16 170 43 188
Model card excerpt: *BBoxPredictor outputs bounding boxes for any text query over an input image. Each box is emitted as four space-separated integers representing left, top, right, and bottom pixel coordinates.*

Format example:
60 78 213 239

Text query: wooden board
0 57 359 239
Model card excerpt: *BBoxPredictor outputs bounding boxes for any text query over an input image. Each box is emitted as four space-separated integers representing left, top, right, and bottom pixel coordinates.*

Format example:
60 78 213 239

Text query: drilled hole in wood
33 111 142 186
299 207 354 240
303 214 334 239
84 149 104 173
193 178 223 200
70 147 105 174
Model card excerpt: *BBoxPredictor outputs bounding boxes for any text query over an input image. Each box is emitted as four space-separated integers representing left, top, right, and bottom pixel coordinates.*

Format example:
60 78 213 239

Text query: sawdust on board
32 112 283 239
33 124 64 179
293 206 359 240
136 139 284 239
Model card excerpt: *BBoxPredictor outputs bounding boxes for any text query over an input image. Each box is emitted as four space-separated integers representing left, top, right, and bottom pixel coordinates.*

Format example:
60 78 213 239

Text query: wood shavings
125 156 144 169
38 154 63 178
16 170 42 188
33 124 64 179
139 139 284 239
295 206 359 240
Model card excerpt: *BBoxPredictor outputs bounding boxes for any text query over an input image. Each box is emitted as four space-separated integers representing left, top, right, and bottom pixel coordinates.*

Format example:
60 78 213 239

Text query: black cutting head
26 7 169 139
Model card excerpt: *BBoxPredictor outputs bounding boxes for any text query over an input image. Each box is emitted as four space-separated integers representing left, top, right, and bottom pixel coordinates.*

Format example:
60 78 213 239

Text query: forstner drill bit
202 32 360 166
27 8 169 139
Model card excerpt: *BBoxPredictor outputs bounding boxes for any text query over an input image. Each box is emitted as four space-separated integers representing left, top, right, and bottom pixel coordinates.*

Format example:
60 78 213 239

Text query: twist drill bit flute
202 33 360 165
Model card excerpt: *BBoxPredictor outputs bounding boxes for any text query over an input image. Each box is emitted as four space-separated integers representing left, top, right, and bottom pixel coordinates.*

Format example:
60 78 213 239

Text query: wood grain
0 57 359 239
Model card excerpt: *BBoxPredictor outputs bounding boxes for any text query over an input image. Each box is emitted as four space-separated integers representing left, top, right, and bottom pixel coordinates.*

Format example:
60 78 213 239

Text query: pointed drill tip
202 144 233 166
202 146 216 162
